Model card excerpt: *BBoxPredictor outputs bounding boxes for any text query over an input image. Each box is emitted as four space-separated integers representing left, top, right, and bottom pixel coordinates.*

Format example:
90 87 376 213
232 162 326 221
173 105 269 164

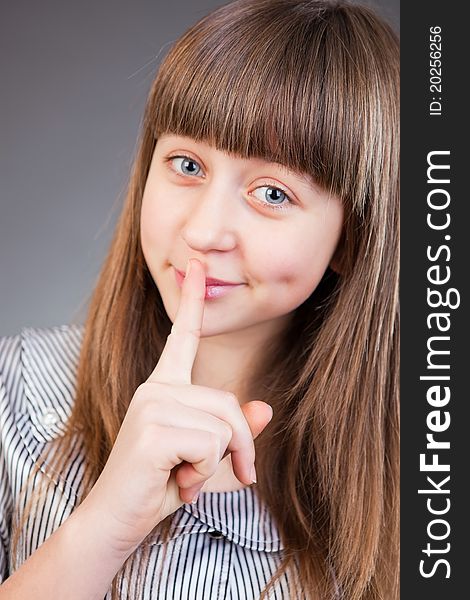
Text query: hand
78 258 274 558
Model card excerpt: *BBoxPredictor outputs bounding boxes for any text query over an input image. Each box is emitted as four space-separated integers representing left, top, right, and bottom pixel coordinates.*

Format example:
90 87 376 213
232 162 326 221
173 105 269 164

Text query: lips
174 268 241 287
173 266 245 300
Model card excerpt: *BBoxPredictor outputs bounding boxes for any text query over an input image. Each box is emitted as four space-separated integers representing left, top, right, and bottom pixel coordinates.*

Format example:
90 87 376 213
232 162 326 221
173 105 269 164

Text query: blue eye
251 185 292 211
170 156 203 177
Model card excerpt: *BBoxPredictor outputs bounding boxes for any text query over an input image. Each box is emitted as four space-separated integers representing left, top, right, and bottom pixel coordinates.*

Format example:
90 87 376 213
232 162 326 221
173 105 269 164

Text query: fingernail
186 259 192 278
267 405 274 422
250 464 257 484
191 491 200 504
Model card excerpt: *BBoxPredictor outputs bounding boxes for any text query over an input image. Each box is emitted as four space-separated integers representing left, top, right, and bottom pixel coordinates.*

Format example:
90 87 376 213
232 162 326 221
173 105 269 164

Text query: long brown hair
11 1 399 598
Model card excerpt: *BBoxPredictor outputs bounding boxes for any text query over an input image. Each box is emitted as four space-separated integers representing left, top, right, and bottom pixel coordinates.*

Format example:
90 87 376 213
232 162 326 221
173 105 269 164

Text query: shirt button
40 409 60 428
208 530 224 539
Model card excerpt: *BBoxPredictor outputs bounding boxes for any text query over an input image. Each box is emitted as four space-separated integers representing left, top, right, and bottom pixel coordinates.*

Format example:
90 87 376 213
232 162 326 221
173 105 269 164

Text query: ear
329 255 342 275
329 232 345 275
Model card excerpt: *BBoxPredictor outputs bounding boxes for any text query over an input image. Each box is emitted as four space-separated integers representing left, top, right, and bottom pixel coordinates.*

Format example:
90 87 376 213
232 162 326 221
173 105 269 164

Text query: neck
191 314 291 403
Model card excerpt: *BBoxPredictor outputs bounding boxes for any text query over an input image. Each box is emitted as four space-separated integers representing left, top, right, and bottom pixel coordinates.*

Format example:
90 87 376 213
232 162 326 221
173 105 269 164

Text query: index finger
149 258 206 384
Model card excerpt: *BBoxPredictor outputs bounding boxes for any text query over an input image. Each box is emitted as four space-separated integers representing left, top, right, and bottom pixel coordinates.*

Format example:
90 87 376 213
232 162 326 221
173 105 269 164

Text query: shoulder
0 323 84 376
0 324 85 442
0 325 87 580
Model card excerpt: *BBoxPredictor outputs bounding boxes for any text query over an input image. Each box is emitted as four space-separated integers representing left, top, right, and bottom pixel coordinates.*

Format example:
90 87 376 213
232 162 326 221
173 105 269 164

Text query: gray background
0 1 399 336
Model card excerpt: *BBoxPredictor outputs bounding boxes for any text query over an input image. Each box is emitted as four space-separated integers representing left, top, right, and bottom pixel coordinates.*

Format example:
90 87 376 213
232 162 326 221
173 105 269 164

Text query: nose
181 184 239 252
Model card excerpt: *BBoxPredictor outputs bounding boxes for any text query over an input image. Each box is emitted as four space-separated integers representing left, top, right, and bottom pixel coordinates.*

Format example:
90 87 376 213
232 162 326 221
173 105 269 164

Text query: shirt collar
182 486 283 551
146 486 283 552
20 324 283 552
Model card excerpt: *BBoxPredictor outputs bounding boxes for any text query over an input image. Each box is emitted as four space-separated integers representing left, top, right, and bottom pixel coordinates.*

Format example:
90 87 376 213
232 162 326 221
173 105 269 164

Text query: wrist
67 498 136 567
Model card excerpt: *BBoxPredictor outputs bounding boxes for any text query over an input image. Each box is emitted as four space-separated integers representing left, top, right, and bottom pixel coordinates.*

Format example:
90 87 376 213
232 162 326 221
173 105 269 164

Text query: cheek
249 226 339 306
268 254 323 297
140 189 174 260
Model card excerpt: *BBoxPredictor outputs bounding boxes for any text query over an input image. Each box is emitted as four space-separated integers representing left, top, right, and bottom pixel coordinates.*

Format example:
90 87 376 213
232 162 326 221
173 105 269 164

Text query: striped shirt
0 324 298 599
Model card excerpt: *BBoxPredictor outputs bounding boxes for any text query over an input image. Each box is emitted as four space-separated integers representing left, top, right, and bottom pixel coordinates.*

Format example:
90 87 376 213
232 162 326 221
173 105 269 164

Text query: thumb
241 400 274 439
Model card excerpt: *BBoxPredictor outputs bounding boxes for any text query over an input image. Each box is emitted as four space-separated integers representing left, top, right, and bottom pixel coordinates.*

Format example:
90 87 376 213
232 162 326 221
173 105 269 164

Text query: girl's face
140 134 343 339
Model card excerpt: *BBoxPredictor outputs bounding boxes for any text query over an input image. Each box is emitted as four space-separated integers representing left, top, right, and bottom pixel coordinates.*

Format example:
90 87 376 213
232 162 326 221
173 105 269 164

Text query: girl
0 0 399 598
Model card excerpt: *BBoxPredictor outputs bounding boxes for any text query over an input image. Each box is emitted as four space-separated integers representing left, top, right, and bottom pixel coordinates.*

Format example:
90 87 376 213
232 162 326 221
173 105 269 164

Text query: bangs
146 0 399 215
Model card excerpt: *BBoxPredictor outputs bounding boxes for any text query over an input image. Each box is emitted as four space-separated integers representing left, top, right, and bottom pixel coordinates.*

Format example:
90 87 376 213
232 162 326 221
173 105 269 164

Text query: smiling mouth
173 267 245 300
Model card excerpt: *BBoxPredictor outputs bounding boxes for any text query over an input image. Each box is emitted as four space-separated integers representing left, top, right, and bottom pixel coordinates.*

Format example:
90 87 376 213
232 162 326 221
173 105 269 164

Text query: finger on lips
149 258 205 385
145 257 258 498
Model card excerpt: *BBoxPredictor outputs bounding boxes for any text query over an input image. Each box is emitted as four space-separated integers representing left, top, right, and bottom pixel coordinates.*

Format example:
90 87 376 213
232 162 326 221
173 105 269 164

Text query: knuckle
136 381 162 400
137 400 161 426
206 431 222 458
185 328 202 344
138 423 163 454
133 382 149 401
223 391 238 407
150 381 172 396
220 421 233 443
135 385 174 420
138 401 155 423
150 425 169 453
168 327 181 339
153 393 173 412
